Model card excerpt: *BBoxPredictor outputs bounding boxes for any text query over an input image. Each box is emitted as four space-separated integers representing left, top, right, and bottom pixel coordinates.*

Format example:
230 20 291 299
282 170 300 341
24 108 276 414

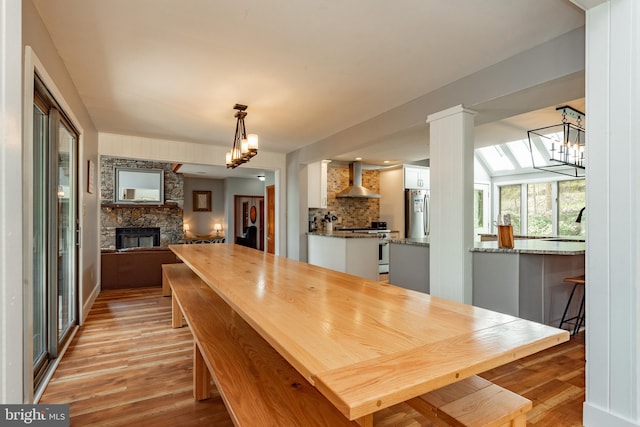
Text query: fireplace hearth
116 227 161 250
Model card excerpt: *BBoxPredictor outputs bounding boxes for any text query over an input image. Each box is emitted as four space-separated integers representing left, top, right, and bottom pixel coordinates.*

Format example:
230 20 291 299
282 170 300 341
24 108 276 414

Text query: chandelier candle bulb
247 134 259 151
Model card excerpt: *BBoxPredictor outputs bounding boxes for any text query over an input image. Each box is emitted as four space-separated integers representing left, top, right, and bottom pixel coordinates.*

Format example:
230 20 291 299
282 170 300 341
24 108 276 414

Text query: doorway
234 195 264 250
32 75 79 391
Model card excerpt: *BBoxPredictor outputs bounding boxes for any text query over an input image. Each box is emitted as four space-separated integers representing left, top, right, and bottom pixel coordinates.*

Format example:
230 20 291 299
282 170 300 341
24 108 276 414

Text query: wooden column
427 105 476 303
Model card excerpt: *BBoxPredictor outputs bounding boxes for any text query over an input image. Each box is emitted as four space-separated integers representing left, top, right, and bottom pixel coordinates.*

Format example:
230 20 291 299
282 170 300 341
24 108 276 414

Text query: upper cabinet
308 160 331 208
404 166 430 189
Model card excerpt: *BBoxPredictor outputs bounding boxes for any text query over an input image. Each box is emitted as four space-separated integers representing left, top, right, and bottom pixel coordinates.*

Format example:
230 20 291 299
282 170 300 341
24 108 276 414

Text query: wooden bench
162 263 359 427
406 375 532 427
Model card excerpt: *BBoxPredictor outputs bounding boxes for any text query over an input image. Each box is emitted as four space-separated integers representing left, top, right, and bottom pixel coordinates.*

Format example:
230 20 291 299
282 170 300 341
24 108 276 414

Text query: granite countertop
471 239 585 255
308 231 380 239
389 237 430 247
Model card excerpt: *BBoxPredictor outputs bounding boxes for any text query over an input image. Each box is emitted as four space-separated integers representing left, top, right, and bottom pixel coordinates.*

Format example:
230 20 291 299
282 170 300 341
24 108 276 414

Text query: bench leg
355 414 373 427
171 293 184 328
162 270 172 296
193 342 211 400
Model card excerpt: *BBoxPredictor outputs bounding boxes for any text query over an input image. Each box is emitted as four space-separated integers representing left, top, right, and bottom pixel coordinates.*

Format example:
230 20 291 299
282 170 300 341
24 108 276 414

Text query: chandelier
225 104 259 169
528 105 585 177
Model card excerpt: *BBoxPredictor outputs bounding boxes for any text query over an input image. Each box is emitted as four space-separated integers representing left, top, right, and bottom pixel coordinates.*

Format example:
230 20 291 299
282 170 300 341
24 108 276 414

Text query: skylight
477 145 514 172
475 134 559 177
506 139 533 168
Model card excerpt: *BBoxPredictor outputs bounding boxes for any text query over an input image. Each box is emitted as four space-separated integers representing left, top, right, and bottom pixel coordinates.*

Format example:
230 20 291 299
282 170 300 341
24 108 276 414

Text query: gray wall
183 177 225 236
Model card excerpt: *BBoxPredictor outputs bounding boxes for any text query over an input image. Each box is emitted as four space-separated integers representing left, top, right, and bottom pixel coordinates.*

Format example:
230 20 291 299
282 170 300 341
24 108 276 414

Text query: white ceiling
32 0 585 174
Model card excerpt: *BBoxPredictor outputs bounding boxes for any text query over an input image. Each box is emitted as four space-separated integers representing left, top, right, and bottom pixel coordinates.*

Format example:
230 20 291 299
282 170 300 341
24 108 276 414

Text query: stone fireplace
101 157 184 249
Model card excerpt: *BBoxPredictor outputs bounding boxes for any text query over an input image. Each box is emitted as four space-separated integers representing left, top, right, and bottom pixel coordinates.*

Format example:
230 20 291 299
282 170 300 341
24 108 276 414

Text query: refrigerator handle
424 193 430 236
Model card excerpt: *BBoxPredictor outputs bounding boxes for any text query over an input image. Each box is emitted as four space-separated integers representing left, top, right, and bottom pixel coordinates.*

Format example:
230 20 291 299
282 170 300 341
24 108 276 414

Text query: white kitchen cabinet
307 160 330 208
404 166 430 189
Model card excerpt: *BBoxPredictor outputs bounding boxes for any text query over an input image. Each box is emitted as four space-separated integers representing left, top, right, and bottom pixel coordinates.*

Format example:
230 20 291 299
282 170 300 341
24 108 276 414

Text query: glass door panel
32 76 79 391
56 121 76 342
32 102 48 376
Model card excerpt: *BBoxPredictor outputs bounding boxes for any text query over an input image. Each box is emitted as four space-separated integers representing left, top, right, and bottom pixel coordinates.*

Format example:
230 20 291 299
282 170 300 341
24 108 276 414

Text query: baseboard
81 282 100 325
583 402 640 427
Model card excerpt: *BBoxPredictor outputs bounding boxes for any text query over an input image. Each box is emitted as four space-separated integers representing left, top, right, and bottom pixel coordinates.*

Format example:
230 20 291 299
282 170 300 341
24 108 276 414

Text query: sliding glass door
32 76 79 389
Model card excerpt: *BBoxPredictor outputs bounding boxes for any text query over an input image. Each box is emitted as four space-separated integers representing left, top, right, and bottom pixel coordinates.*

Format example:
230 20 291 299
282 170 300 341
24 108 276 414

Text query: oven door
378 240 390 273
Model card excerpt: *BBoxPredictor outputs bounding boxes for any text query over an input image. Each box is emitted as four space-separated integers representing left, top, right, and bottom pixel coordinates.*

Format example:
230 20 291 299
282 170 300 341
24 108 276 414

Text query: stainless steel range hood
336 162 381 199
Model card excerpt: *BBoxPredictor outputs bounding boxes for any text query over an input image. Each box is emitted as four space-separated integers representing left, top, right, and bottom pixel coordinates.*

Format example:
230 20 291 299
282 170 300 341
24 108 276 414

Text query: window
497 179 585 237
558 180 586 235
499 184 521 234
474 189 484 228
527 182 553 236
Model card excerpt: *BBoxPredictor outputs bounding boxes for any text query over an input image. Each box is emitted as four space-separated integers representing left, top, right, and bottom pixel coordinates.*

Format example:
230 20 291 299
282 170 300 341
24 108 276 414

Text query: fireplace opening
116 227 161 250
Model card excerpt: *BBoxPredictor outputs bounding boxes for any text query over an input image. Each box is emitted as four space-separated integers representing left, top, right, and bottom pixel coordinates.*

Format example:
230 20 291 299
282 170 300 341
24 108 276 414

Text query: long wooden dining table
170 244 569 424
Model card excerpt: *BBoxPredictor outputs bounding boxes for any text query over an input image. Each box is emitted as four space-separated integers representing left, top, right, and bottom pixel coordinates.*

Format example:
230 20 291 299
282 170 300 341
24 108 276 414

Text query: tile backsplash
309 164 380 230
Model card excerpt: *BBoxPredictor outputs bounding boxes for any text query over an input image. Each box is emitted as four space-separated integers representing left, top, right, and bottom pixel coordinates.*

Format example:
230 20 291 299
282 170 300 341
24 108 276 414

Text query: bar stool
558 275 585 336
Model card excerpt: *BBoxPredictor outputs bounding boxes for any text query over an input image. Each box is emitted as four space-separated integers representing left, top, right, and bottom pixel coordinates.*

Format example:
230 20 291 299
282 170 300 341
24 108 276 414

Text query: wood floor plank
39 287 585 426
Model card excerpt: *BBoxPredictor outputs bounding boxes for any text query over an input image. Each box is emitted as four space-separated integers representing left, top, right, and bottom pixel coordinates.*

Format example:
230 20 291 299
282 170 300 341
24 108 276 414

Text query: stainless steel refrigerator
405 189 429 238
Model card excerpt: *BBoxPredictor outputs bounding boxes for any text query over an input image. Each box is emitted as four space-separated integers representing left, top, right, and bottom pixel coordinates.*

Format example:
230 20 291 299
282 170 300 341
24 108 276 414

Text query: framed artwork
87 160 95 194
193 190 212 212
250 205 257 223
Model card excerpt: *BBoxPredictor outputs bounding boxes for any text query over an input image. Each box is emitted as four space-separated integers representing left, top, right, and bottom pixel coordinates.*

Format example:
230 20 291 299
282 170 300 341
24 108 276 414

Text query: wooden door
266 185 275 254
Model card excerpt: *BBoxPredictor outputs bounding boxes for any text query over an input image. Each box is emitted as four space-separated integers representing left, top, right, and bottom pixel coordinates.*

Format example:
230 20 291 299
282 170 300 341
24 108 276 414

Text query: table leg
355 414 373 427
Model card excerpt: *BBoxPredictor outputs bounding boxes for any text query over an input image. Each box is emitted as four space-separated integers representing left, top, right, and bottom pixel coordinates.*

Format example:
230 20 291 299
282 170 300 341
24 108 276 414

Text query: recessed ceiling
32 0 584 167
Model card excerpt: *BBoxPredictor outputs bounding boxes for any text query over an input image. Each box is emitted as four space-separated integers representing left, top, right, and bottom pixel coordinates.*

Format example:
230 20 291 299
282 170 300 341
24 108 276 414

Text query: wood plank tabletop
170 244 569 421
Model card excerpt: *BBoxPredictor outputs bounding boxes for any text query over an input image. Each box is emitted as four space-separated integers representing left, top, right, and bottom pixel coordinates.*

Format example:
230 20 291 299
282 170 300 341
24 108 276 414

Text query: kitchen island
307 231 379 280
389 237 430 293
471 239 585 327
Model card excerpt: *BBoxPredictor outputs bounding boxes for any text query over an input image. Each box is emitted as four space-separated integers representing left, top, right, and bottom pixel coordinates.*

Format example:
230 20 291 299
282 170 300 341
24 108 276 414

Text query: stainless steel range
336 222 390 274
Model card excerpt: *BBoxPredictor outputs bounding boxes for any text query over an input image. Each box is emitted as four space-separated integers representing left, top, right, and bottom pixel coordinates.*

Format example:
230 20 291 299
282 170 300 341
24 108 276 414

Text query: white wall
183 177 225 236
1 0 24 405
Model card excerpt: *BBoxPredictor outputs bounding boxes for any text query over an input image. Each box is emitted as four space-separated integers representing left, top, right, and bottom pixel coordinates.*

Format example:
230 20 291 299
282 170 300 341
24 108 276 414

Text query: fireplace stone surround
101 157 184 249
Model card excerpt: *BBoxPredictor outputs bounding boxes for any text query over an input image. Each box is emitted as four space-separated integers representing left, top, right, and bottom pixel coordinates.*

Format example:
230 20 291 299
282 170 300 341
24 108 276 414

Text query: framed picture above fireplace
115 168 164 204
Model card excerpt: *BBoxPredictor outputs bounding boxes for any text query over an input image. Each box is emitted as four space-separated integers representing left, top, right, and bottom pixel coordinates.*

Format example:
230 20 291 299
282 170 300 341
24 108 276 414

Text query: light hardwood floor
40 287 584 426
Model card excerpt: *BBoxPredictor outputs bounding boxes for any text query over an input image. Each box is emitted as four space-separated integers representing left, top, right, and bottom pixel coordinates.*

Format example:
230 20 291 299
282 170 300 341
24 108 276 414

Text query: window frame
494 176 585 237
